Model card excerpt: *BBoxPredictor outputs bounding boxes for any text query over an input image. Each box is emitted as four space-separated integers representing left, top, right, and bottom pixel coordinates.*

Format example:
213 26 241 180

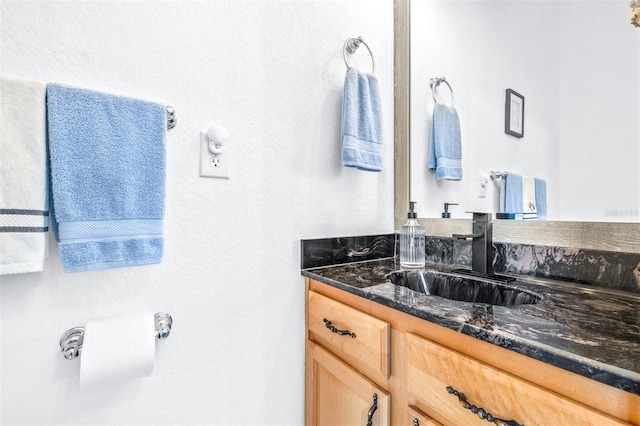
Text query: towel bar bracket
490 171 508 180
166 106 177 130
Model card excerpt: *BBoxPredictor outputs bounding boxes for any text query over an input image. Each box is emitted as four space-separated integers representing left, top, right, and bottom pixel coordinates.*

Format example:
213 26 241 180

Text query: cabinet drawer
406 333 628 426
308 291 390 378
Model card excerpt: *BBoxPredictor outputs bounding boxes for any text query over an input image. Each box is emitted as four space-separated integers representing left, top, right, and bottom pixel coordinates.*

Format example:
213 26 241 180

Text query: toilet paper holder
59 312 173 360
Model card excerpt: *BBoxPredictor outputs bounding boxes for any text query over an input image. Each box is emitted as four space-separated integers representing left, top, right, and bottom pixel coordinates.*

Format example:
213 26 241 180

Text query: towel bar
490 171 508 179
166 106 177 130
343 36 375 74
59 312 173 360
429 77 455 106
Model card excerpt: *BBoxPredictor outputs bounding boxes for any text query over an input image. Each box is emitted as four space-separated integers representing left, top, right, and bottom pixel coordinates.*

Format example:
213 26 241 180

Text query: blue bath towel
535 178 547 220
46 84 166 272
428 104 462 180
500 173 523 216
341 68 383 172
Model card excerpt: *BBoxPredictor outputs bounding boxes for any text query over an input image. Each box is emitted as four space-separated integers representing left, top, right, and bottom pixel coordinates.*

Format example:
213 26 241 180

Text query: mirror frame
393 0 639 253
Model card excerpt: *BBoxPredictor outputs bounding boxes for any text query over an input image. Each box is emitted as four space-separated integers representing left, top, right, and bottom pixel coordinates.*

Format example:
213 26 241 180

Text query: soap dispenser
399 201 426 268
441 202 458 218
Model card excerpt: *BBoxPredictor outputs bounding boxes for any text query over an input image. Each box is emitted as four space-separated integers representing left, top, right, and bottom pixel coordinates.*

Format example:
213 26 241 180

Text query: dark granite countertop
302 257 640 396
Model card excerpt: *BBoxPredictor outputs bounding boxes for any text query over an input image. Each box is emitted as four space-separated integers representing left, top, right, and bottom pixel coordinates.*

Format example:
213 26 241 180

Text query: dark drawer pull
366 393 378 426
323 318 356 338
447 386 523 426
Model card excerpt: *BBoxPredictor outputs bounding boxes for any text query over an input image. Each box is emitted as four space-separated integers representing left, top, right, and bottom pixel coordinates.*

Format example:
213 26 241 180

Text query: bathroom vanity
326 1 640 423
302 237 640 425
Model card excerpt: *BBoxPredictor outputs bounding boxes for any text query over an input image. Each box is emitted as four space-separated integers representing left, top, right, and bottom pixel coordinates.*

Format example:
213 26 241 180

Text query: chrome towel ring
429 77 455 106
343 36 375 74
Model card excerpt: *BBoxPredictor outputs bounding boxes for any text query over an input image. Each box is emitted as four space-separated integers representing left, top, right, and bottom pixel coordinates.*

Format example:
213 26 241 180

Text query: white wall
0 1 394 425
410 0 639 222
556 1 640 222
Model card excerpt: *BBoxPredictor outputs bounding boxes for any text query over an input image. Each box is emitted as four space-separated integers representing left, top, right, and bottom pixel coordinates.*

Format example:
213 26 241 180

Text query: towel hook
429 77 454 106
59 312 173 360
343 36 375 74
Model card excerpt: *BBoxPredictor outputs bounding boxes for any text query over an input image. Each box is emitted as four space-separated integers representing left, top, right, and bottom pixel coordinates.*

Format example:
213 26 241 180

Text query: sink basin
386 269 541 307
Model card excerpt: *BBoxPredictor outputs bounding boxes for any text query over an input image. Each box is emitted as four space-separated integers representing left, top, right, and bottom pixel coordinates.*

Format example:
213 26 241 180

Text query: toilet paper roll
80 311 155 391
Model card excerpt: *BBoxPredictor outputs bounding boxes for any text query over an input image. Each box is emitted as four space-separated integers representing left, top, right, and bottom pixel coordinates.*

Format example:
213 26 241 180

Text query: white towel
522 176 538 220
0 77 49 275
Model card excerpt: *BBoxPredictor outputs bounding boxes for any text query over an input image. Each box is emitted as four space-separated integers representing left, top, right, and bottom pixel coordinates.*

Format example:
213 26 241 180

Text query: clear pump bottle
399 201 426 268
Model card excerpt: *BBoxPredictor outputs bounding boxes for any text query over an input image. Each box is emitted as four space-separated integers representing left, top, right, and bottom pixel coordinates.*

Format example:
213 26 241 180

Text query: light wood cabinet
305 278 640 425
307 341 390 426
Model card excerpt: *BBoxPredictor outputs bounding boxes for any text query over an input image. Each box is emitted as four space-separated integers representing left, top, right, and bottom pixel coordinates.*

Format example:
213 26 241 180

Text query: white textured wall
0 1 394 425
411 0 639 223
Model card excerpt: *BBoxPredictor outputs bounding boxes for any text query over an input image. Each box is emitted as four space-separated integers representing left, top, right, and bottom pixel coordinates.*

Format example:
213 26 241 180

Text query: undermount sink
386 269 541 307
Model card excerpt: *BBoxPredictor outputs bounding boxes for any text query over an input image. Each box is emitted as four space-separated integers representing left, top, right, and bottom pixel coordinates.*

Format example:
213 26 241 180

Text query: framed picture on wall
505 89 524 138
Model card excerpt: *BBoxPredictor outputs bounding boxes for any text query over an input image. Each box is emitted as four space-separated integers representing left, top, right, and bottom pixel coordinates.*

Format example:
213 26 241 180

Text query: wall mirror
393 0 640 252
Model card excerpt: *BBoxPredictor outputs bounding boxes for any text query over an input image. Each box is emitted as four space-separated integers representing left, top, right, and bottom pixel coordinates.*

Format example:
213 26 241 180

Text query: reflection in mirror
409 0 639 222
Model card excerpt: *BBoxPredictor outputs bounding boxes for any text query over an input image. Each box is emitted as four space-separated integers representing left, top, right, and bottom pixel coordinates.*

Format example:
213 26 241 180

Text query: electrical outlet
479 173 489 198
200 132 229 179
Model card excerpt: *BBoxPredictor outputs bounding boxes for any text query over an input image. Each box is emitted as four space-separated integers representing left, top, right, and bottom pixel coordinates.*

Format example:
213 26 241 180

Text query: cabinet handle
366 393 378 426
323 318 356 338
413 419 420 426
446 386 523 426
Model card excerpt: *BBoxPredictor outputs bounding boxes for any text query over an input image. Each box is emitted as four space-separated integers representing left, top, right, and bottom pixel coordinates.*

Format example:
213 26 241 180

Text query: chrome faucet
454 212 493 276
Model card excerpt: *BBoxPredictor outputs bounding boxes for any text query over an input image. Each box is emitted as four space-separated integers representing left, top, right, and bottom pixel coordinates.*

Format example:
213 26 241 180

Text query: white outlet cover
479 173 489 198
200 132 229 179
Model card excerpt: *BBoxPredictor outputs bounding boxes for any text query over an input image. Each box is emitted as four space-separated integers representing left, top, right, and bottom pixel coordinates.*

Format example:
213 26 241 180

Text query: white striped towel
0 77 49 275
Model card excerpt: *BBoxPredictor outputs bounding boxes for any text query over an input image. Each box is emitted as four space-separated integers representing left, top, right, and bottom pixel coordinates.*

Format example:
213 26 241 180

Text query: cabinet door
408 405 442 426
307 341 390 426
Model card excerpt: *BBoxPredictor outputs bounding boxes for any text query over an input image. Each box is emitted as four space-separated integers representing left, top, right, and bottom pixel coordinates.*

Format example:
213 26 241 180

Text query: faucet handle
465 212 492 222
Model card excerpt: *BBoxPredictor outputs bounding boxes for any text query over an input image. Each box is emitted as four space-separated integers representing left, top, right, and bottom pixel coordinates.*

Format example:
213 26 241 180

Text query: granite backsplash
301 234 395 269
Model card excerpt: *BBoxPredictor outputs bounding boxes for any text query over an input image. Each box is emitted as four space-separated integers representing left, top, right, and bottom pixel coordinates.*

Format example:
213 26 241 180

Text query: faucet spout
453 233 484 240
456 212 493 276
